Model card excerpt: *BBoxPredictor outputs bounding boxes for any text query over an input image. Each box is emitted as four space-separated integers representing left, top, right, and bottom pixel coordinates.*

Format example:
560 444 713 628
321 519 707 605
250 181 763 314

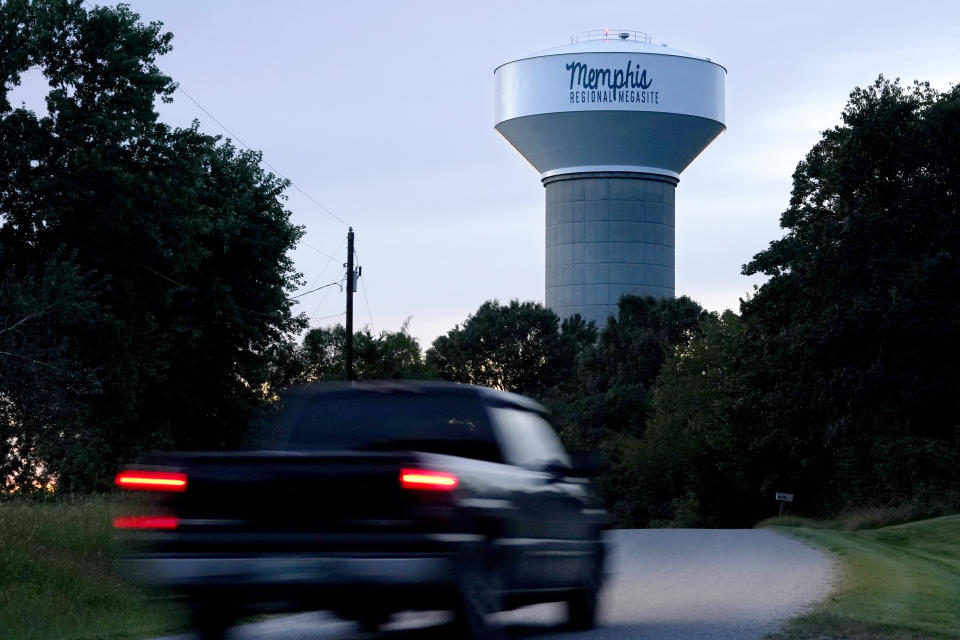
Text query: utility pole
344 227 354 381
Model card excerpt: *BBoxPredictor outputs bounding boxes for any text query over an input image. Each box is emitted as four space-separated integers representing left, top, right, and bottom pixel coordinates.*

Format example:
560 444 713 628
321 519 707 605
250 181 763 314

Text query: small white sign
775 492 794 503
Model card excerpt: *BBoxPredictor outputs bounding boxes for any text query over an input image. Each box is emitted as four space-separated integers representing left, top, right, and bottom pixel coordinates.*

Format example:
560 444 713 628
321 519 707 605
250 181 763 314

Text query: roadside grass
759 501 955 532
766 514 960 640
0 494 190 640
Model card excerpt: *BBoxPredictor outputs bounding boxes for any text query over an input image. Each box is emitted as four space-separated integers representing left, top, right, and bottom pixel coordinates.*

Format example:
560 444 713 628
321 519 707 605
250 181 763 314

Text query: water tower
494 30 726 325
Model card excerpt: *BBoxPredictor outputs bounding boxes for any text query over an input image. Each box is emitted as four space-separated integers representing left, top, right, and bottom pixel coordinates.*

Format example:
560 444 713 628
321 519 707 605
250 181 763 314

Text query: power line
287 182 351 229
75 6 350 231
177 87 256 153
51 13 344 329
79 1 355 326
300 240 338 261
311 275 345 318
175 87 357 325
80 1 350 230
291 281 341 299
359 277 375 333
354 246 375 333
176 87 351 228
298 237 346 293
235 305 291 320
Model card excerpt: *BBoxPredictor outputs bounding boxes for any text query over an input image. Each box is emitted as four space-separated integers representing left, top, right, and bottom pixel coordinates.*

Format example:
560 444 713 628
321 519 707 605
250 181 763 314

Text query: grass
759 501 956 532
0 495 190 640
766 514 960 639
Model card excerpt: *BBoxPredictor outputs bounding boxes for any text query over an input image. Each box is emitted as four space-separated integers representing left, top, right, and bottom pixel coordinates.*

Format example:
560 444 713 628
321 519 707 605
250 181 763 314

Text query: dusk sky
15 1 959 348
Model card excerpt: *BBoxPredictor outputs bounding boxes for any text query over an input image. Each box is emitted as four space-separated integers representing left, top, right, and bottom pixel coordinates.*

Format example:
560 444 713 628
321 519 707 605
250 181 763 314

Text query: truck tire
191 603 234 640
452 552 504 640
357 611 390 633
566 553 603 630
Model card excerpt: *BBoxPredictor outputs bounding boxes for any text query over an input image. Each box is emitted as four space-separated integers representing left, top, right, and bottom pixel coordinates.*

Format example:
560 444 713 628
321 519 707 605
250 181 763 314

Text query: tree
0 254 99 490
544 295 708 525
289 322 434 383
739 77 960 514
639 311 761 526
0 1 306 491
426 300 591 397
550 295 707 447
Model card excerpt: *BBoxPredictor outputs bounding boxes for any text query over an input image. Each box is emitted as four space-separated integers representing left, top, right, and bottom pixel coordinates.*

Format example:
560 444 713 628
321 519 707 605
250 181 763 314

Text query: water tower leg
543 171 677 326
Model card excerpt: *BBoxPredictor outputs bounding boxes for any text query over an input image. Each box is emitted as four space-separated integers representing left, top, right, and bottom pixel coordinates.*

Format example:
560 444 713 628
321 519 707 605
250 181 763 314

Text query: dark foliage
736 77 960 517
277 322 435 384
549 295 706 443
425 300 594 398
0 1 305 491
545 296 708 525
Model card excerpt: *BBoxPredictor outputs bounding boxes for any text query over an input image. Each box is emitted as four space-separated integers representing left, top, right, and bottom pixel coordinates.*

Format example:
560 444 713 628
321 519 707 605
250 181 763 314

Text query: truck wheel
192 603 234 640
452 555 503 640
358 612 390 633
567 555 602 630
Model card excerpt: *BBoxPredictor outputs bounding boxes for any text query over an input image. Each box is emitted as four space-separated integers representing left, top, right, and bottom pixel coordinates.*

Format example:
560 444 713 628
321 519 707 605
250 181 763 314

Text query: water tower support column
543 172 678 326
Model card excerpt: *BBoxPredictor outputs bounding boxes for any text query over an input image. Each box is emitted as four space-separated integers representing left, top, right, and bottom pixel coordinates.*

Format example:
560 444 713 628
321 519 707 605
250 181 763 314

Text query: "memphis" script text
566 60 653 91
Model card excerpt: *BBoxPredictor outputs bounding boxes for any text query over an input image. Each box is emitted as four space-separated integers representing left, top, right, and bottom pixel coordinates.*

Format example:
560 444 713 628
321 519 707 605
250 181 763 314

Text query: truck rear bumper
119 552 459 589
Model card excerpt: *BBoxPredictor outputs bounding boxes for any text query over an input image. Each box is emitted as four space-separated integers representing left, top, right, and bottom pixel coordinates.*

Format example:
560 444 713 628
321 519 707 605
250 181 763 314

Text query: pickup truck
115 381 608 639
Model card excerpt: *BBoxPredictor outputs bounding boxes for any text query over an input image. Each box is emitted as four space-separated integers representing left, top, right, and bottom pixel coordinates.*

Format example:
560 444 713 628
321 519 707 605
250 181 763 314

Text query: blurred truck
114 381 608 639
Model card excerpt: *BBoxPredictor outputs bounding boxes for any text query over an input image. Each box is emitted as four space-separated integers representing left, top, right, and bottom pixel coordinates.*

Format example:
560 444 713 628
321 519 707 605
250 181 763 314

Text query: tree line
2 3 957 524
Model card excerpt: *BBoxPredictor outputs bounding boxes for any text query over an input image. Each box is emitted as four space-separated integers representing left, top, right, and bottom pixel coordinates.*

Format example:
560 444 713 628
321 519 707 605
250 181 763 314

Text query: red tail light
400 468 459 491
113 516 180 530
115 470 187 492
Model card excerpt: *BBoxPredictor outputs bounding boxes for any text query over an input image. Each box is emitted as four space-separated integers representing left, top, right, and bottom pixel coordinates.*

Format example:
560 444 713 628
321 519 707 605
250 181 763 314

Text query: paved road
156 529 836 640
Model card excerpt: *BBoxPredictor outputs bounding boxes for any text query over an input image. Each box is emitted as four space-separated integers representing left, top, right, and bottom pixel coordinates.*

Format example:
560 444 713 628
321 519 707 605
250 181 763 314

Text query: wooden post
775 491 794 517
345 227 354 381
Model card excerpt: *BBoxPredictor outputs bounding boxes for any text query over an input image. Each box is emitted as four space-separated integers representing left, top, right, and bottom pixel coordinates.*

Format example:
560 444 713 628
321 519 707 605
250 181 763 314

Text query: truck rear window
275 389 501 462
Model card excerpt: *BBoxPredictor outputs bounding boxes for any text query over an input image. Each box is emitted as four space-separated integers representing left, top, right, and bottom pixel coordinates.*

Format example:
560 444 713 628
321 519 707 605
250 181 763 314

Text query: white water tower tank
495 30 726 325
